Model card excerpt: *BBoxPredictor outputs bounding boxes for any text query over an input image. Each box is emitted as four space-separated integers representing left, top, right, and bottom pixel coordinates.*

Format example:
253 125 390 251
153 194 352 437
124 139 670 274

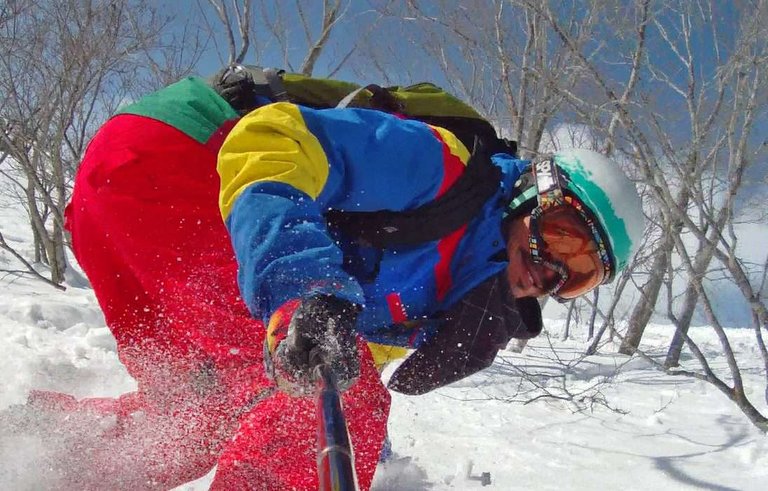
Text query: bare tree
205 0 252 65
481 331 630 415
200 0 361 77
533 0 768 430
297 0 344 75
379 0 602 158
0 0 199 286
0 231 64 289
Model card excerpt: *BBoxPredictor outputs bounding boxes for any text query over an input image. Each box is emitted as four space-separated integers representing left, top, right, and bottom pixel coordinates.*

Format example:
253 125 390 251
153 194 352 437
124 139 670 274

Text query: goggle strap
528 206 544 263
543 259 569 296
563 195 614 281
505 186 538 217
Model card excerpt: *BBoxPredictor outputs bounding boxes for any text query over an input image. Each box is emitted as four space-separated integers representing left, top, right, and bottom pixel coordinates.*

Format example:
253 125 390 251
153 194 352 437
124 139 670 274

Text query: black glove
388 272 542 395
268 295 361 396
211 64 265 115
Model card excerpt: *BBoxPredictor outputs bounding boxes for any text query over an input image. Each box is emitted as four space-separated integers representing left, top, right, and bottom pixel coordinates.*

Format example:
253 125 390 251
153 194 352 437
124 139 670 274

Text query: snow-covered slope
378 326 768 490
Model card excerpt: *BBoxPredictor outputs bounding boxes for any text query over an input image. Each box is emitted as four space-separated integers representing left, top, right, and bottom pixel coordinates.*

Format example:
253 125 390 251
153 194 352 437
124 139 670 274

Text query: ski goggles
527 158 613 301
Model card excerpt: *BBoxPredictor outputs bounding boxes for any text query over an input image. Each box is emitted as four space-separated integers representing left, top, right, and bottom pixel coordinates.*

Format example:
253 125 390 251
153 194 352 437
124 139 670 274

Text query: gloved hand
387 272 542 395
265 295 361 396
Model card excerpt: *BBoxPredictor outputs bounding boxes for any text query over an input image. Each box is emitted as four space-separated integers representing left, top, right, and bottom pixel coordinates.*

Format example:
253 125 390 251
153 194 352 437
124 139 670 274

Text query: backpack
214 66 517 247
279 72 517 157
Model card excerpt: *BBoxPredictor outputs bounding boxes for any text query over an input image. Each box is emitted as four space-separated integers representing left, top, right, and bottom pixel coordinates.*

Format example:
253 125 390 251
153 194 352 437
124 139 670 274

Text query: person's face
506 210 608 300
505 215 560 298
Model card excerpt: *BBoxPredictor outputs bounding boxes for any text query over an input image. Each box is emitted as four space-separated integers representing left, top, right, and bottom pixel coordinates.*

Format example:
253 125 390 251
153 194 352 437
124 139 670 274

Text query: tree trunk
619 241 670 355
588 288 599 340
665 239 719 367
31 217 44 263
26 172 47 263
563 300 575 341
50 142 68 284
24 161 64 282
665 285 699 367
666 188 744 368
50 220 67 284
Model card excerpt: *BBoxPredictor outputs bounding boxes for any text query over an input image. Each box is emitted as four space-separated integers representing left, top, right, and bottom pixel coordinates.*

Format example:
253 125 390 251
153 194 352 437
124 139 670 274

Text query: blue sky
161 1 764 176
160 0 452 86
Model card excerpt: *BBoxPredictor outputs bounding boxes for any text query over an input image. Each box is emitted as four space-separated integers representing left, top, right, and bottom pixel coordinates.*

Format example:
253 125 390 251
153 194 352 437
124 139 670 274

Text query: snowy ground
2 194 767 490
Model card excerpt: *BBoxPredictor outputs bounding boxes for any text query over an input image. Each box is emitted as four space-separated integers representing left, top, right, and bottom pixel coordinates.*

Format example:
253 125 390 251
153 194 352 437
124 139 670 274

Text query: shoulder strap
325 142 501 248
336 84 404 113
264 68 289 101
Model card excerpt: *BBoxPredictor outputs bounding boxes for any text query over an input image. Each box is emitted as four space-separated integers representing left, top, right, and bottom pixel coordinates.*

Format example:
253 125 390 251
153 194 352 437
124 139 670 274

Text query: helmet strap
504 166 538 220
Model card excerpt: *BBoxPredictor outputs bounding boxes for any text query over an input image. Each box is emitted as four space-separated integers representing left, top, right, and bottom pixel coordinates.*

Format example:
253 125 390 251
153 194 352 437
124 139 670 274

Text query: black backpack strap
211 65 288 114
494 137 517 157
337 84 404 112
367 85 404 112
325 141 502 248
264 68 289 101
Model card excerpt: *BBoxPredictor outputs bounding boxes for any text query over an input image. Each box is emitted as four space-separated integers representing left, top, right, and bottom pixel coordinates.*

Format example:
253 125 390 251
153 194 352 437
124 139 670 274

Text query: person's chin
510 283 537 298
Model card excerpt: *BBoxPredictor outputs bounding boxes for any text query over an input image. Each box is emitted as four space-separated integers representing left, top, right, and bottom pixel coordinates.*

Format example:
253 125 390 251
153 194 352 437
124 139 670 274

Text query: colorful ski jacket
87 74 531 354
217 102 530 348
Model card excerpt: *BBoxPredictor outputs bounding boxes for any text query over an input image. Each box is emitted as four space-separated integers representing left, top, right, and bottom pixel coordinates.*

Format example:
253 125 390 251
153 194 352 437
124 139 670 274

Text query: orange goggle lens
538 206 606 299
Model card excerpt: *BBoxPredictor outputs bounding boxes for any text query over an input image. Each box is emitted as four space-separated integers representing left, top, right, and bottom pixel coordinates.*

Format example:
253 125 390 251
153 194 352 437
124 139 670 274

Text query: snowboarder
4 66 644 490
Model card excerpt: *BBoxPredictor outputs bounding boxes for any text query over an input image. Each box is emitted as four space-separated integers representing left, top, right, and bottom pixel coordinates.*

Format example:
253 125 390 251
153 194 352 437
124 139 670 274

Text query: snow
382 335 768 490
2 181 767 490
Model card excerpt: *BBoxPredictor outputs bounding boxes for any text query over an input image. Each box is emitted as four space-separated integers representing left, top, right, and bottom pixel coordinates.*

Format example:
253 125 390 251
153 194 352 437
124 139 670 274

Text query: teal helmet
507 148 645 281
